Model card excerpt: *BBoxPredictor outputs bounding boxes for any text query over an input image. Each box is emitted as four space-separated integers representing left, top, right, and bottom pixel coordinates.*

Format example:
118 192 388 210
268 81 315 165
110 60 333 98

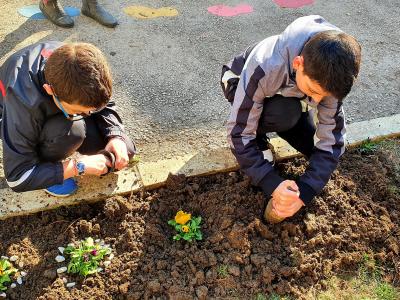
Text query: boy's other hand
271 180 305 218
105 137 129 170
80 154 110 176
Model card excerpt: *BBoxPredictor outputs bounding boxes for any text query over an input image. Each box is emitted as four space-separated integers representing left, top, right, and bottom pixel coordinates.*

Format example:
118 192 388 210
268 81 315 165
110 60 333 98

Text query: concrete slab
0 167 142 220
1 114 399 220
346 114 400 146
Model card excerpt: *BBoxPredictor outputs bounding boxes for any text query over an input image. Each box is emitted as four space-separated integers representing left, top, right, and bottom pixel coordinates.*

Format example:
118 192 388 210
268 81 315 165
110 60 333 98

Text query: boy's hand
105 137 129 170
271 180 305 218
80 154 110 176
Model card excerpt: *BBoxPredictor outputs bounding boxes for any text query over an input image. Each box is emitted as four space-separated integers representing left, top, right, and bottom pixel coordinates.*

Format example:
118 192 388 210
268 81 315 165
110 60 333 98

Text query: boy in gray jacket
222 15 361 222
0 42 135 196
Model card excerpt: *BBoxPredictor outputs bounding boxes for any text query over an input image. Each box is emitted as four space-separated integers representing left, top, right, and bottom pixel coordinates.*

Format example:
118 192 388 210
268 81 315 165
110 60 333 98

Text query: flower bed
0 140 399 299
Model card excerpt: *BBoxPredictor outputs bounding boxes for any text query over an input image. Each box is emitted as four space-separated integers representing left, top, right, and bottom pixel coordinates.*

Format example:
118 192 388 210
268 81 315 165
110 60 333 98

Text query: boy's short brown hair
44 42 112 108
302 30 361 100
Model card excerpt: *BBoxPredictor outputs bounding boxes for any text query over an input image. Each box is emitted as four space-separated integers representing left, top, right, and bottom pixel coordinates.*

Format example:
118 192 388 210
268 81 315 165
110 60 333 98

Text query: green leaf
183 235 192 241
195 231 203 240
194 216 202 225
167 220 176 226
173 234 181 241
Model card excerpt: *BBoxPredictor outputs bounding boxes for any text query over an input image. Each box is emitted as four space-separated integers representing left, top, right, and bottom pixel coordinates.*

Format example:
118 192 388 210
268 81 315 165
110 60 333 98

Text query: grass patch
315 254 399 300
217 264 228 278
253 293 292 300
359 139 379 155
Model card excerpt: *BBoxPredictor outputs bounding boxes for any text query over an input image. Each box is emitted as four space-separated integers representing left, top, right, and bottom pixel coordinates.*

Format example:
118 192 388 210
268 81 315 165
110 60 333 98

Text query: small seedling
129 155 141 165
254 293 267 300
217 264 228 278
168 210 202 242
0 259 17 291
375 282 399 300
268 293 281 300
64 237 112 276
359 139 379 155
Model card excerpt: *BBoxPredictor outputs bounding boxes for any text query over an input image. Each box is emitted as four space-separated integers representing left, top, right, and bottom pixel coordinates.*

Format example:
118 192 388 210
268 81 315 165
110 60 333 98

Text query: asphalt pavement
0 0 399 162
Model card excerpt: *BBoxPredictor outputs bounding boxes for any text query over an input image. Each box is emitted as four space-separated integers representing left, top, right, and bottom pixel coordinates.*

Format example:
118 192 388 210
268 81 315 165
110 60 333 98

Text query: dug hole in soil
1 140 399 299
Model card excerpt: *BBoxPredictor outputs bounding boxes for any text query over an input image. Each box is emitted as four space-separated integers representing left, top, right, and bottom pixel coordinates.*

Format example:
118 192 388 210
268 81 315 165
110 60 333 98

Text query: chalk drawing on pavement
18 5 80 20
123 6 179 19
207 4 253 17
273 0 314 8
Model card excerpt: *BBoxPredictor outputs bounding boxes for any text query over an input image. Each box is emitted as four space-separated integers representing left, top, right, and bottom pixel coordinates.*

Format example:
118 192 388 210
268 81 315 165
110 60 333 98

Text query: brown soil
0 140 399 299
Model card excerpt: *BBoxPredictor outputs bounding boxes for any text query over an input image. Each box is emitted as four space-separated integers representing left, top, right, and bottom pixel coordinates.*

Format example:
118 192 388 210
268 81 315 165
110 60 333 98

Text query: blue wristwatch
76 161 85 176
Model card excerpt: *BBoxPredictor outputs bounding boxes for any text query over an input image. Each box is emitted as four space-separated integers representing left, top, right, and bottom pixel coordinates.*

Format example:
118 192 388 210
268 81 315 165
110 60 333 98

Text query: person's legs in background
39 0 118 28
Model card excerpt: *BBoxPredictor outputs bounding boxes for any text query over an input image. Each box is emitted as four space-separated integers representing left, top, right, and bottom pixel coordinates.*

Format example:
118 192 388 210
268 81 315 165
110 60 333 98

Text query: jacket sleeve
2 90 64 192
93 100 127 140
226 50 286 198
297 97 346 204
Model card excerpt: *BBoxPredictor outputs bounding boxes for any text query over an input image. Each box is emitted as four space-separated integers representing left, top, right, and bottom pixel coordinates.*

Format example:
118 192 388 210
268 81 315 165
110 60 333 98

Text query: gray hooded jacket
223 15 346 204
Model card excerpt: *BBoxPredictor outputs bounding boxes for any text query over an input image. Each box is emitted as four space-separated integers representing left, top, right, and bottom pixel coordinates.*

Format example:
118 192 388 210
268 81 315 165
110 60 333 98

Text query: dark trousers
257 95 316 158
38 114 135 162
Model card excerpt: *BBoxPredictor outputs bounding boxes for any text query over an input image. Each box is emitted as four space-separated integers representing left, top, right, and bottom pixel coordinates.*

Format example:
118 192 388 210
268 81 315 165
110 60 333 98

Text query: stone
57 267 67 274
195 270 205 285
9 256 18 262
119 282 130 294
55 255 65 263
104 261 111 267
195 286 208 300
147 280 161 293
44 269 57 280
228 265 241 277
250 254 266 267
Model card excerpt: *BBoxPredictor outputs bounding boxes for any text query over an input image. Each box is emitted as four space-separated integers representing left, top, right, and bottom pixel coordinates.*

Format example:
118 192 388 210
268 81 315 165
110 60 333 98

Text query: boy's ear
293 56 304 71
43 83 54 96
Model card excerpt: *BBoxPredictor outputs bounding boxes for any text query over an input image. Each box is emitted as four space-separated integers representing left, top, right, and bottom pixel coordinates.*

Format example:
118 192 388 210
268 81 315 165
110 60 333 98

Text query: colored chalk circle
18 5 80 20
273 0 314 8
123 6 179 19
207 4 253 17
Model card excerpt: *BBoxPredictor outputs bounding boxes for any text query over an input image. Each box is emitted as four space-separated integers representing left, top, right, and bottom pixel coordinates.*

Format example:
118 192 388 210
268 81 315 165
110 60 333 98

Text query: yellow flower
175 210 191 225
181 225 190 233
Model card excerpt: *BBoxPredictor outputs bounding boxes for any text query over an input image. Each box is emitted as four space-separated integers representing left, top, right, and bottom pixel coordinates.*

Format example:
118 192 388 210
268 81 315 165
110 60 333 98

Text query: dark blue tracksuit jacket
0 41 128 192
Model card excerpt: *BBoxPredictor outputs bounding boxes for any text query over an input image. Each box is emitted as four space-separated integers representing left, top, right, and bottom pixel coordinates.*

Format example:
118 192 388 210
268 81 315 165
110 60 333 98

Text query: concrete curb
1 114 399 220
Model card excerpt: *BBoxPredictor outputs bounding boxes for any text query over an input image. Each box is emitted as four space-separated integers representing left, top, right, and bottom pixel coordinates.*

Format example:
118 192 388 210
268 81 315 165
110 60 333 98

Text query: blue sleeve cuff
258 171 284 198
297 181 316 205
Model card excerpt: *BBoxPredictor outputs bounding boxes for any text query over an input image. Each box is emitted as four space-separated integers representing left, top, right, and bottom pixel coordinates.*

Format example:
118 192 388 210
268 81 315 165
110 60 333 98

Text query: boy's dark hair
302 30 361 100
44 43 112 107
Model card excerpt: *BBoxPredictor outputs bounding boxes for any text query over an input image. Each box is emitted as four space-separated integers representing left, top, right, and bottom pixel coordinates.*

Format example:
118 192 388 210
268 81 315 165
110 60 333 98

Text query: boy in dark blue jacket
222 15 361 222
0 42 135 196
